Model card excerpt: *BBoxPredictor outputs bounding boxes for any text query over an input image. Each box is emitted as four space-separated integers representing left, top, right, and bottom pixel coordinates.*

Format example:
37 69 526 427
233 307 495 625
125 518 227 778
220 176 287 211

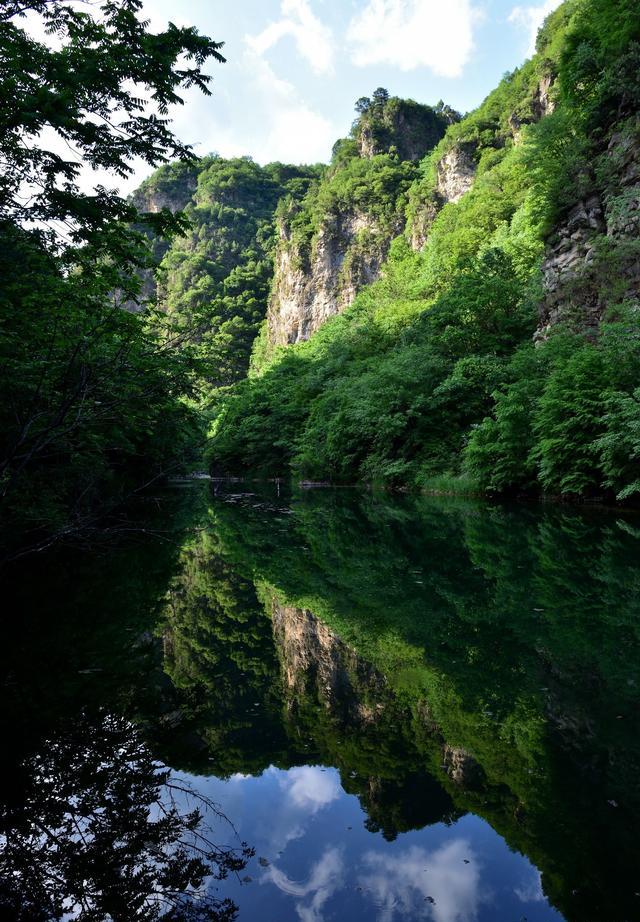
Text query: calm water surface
2 485 639 921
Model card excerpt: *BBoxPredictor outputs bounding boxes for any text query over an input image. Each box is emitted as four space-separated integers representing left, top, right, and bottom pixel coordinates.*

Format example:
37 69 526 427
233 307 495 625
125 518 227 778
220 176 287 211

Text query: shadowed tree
0 711 253 921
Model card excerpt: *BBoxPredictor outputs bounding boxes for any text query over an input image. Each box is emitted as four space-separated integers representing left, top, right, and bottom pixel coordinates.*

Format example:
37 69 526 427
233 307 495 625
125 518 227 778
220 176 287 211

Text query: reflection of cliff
203 486 640 922
271 599 466 839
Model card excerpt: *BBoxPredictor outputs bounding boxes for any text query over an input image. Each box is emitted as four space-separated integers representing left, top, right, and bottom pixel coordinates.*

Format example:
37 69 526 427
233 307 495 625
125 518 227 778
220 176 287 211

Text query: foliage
0 0 224 240
154 157 321 389
0 0 223 555
0 711 251 921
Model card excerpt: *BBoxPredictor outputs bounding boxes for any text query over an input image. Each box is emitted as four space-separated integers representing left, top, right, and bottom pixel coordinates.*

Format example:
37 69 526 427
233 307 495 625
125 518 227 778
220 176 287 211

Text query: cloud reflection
242 765 341 855
279 765 342 812
359 840 482 922
263 845 345 922
515 867 545 903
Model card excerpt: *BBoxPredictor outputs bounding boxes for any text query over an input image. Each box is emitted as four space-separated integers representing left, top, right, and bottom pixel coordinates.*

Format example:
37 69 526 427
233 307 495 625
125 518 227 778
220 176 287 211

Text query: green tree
0 0 224 554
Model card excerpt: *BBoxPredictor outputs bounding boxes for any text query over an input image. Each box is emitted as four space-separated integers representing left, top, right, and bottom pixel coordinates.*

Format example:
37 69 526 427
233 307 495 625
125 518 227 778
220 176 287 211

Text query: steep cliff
267 205 405 345
406 68 558 251
537 119 640 338
266 95 449 346
129 157 319 383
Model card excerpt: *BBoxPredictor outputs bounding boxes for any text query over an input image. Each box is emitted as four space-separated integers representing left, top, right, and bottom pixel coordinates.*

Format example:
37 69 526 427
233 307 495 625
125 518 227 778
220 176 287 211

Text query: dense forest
1 0 640 560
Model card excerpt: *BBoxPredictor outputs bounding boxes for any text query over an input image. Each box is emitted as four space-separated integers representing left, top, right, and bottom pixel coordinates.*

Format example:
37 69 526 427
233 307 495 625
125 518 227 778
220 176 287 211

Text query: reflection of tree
161 533 290 776
0 711 252 921
206 486 640 921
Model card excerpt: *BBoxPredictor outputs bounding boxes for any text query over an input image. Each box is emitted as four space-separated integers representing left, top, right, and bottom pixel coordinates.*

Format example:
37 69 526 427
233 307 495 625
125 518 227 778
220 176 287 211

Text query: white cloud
240 51 336 163
358 840 484 922
246 0 334 75
508 0 563 56
346 0 478 78
514 867 545 903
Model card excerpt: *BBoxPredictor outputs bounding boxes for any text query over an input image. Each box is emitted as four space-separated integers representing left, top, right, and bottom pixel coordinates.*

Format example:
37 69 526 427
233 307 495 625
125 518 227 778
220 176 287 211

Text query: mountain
205 0 640 501
136 0 640 502
266 94 452 346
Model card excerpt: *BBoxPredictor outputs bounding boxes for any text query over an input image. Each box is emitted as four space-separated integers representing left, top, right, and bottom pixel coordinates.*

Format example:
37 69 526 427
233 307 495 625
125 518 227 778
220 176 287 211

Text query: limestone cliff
268 207 405 345
131 163 198 215
127 157 318 379
407 74 557 252
267 96 449 346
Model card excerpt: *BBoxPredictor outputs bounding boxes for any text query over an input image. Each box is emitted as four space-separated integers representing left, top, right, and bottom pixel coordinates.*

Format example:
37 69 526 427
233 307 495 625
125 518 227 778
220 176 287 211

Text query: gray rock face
435 144 478 204
537 193 607 337
535 74 556 120
122 175 197 313
268 209 402 346
509 75 556 137
537 126 640 338
266 99 449 345
407 198 440 252
131 177 196 215
406 144 477 253
442 744 484 788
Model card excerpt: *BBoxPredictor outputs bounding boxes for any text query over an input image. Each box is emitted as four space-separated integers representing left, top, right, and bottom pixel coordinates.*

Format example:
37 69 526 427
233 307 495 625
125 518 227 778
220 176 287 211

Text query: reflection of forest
3 485 640 921
160 487 640 922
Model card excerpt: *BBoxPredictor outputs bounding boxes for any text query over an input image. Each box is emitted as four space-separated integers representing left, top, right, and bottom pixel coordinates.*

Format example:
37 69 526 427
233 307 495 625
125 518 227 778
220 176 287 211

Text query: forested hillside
131 157 321 388
0 0 224 558
2 0 640 562
208 0 640 500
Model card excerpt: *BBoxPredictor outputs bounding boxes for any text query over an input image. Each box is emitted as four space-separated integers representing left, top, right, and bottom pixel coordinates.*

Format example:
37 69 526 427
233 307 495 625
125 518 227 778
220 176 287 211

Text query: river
2 483 639 921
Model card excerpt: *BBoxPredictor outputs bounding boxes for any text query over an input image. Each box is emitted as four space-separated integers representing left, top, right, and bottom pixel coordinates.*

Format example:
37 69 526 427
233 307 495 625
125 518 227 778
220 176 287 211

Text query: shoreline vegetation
201 473 640 514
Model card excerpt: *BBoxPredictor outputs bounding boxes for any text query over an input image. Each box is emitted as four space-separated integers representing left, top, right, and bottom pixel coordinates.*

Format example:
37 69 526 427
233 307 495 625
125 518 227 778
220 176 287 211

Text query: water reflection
265 845 345 922
0 710 252 921
358 840 481 922
1 485 640 920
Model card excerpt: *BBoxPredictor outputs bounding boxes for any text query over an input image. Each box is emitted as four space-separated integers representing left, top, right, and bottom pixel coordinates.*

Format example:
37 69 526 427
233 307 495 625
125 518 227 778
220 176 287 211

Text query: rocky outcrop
267 97 449 345
270 598 486 792
509 74 556 136
130 168 197 215
406 144 477 252
122 168 198 312
536 193 606 337
435 143 478 204
407 197 440 252
268 209 402 345
537 123 640 338
357 99 448 162
442 744 484 788
535 74 555 120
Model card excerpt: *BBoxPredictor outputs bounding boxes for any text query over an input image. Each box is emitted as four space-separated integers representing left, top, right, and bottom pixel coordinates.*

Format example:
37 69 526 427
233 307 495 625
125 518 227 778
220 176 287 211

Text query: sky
26 0 564 196
135 0 562 181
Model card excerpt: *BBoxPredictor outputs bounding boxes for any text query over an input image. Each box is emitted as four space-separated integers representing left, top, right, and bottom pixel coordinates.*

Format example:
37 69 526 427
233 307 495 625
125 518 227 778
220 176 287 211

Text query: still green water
2 484 639 921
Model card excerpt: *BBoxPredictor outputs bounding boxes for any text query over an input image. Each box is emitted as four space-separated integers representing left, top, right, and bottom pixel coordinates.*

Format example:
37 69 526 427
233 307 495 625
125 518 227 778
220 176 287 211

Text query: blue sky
133 0 560 185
